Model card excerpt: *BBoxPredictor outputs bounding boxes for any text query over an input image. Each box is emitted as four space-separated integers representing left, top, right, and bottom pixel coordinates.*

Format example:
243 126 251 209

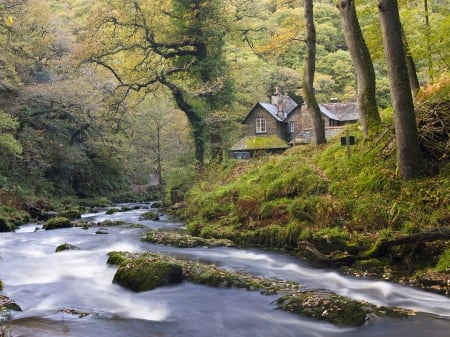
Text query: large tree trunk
303 0 326 145
402 31 421 96
378 0 423 180
158 76 205 165
336 0 380 136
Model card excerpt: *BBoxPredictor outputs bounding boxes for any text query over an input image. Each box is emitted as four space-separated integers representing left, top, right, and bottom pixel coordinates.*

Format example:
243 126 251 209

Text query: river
1 203 449 337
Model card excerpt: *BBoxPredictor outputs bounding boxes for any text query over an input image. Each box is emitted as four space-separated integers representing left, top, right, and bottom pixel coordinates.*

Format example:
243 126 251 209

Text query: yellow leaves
417 73 450 103
252 7 304 60
3 15 13 28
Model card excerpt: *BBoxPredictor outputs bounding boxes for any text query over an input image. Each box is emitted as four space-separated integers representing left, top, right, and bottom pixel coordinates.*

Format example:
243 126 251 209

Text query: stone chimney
271 86 284 118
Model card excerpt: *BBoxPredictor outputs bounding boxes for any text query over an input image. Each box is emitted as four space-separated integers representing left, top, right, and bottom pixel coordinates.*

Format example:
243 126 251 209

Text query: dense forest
0 0 448 210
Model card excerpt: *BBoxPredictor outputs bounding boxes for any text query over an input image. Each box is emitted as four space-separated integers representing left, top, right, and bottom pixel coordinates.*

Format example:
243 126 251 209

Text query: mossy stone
60 209 82 219
0 217 14 232
113 257 183 292
43 217 73 230
0 295 22 312
139 211 160 221
55 243 81 252
107 251 132 266
106 208 120 215
276 291 370 326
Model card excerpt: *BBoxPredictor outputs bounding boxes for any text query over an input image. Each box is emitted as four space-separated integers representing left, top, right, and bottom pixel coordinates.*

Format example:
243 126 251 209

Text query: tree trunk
336 0 380 136
377 0 423 180
158 76 205 165
403 31 421 96
424 0 433 84
360 227 450 259
303 0 326 145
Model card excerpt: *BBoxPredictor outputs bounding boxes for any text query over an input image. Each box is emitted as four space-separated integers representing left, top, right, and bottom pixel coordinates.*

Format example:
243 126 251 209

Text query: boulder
139 211 160 221
43 217 73 230
113 256 183 292
55 243 81 252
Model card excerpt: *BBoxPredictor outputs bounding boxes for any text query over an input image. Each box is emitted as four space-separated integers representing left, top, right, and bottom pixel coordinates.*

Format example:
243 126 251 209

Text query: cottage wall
298 104 331 130
244 106 285 138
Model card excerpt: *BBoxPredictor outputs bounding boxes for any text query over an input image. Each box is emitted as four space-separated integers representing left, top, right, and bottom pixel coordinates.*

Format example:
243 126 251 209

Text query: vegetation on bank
179 96 449 292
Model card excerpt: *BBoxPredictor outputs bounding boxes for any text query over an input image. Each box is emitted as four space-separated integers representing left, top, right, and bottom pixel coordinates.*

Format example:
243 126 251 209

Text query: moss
276 290 410 326
105 208 120 215
55 243 80 252
436 248 450 272
113 256 183 292
139 211 160 221
0 217 14 232
143 230 234 248
60 209 82 219
78 197 112 208
107 251 133 266
0 295 22 312
43 217 73 230
230 135 290 151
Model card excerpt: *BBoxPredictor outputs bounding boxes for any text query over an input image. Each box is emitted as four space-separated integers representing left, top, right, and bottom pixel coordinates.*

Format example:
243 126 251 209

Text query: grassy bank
180 111 449 293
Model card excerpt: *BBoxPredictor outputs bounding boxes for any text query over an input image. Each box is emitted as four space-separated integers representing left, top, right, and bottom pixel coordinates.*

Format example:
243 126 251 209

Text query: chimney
271 86 284 118
271 86 279 105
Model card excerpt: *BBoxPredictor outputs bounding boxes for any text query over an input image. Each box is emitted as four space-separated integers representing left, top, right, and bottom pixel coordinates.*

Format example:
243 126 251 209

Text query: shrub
436 248 450 272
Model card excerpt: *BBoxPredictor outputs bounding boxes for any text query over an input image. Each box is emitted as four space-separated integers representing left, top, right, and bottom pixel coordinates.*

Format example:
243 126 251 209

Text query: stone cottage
230 89 359 157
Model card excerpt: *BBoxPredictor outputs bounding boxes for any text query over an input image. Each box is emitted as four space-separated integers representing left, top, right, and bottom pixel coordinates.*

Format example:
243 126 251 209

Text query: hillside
180 102 450 295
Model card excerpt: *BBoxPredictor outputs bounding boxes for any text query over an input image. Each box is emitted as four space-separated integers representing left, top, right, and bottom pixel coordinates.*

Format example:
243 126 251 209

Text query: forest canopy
0 0 448 201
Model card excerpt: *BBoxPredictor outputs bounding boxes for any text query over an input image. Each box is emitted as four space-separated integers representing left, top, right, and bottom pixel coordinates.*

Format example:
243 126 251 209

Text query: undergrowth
181 110 449 277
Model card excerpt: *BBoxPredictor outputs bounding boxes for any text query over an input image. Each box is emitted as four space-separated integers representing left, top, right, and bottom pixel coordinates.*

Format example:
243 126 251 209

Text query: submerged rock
55 243 81 252
276 290 412 326
139 211 160 221
0 295 22 312
143 230 234 248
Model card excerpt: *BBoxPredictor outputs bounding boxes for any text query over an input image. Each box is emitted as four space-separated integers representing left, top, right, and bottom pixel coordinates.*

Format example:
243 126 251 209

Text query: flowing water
1 204 449 337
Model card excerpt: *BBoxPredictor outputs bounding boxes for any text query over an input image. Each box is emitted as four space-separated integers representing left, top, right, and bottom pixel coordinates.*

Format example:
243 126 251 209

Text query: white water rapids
0 204 449 337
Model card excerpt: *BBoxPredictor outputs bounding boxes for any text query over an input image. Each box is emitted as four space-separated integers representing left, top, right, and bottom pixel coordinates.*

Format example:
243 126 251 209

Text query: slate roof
319 103 359 121
244 95 298 122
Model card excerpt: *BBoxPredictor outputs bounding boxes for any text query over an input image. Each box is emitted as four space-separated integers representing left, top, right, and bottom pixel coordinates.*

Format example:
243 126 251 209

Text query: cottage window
289 121 295 133
256 118 266 133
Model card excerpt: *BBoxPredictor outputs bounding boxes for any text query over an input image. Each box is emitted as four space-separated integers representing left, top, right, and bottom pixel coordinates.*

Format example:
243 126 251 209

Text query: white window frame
256 118 266 134
289 121 295 133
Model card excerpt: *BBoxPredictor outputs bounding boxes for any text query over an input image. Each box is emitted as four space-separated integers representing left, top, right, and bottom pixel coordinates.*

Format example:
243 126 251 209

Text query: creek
1 203 449 337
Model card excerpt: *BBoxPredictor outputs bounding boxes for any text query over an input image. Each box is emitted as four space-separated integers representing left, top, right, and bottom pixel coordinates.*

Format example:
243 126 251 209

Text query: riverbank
178 115 449 297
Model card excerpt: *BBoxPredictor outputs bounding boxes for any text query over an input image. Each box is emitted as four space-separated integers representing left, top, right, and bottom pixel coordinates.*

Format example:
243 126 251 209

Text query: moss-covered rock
0 294 22 312
43 217 73 230
60 209 82 219
108 251 413 325
113 256 183 292
107 251 133 266
0 217 14 232
106 208 120 215
55 243 81 252
414 271 450 295
151 201 162 209
143 230 234 248
276 290 411 326
139 211 160 221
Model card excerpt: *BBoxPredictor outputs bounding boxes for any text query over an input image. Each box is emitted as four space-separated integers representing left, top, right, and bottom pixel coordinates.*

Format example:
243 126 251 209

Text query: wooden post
345 130 351 159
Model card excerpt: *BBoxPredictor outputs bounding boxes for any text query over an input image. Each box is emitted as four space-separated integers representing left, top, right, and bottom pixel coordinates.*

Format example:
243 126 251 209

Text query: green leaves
0 111 22 156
